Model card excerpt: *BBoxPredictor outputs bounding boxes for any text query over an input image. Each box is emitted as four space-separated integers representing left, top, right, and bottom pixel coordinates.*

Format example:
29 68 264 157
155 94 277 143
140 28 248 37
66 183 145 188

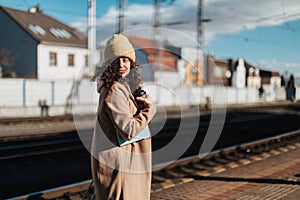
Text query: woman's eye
121 58 130 63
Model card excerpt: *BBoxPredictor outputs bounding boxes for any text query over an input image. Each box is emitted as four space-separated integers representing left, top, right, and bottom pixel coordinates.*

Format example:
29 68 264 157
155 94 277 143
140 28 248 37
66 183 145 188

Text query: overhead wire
203 0 300 49
2 0 299 50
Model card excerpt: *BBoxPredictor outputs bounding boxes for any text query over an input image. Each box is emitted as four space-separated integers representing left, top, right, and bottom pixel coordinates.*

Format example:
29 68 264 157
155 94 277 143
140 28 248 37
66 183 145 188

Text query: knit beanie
104 34 135 63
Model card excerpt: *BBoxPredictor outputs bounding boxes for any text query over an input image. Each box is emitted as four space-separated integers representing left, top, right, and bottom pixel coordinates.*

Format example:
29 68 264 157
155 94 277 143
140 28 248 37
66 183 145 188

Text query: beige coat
91 81 157 200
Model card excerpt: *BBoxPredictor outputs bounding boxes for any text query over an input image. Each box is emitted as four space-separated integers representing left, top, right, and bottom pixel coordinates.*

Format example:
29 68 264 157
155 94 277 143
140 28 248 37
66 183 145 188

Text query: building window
50 28 71 38
28 24 46 35
68 54 75 67
50 52 57 66
85 55 88 67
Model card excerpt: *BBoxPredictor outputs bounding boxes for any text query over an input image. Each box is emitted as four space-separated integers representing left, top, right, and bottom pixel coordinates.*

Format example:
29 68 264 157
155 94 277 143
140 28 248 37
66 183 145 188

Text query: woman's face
113 57 131 78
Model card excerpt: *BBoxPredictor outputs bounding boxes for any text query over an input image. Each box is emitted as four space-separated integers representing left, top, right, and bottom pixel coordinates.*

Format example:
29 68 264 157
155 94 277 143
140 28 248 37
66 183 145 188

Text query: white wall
0 79 24 106
154 71 185 88
143 84 259 106
0 79 98 116
0 79 298 117
38 44 90 80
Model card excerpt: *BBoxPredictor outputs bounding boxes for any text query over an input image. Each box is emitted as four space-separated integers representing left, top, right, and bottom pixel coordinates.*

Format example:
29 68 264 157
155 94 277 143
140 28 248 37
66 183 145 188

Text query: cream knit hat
104 34 135 63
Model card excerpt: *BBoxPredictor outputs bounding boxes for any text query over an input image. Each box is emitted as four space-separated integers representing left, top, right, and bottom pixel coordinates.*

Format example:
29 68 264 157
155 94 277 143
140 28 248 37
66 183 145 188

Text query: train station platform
151 143 300 200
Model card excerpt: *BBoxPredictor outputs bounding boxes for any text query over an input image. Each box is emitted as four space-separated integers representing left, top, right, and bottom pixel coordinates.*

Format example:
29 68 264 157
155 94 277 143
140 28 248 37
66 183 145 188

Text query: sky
1 0 300 79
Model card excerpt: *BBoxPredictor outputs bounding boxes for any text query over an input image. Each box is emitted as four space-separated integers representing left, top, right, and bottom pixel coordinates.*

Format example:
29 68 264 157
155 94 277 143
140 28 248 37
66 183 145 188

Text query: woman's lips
119 69 126 74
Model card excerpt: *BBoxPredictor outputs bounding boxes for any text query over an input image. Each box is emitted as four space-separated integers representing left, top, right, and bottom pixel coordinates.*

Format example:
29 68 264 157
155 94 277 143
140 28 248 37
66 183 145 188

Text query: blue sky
1 0 300 78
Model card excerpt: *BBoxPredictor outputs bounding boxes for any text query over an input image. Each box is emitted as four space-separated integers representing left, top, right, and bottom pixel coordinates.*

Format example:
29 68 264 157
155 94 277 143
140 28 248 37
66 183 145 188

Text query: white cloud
257 59 300 68
69 0 300 75
70 19 87 33
99 1 299 45
70 0 300 46
294 73 300 78
203 0 300 42
255 59 300 75
102 0 300 46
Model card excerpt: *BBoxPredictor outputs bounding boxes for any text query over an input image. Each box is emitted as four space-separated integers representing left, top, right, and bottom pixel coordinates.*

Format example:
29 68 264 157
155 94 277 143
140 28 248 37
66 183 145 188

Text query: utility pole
197 0 203 50
154 0 161 45
153 0 162 104
197 0 210 85
118 0 126 33
88 0 96 71
154 0 162 71
197 0 204 85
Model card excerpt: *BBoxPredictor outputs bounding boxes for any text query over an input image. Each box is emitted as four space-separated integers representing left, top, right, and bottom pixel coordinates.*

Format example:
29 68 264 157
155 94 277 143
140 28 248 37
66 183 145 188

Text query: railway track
0 108 297 162
0 115 75 125
0 101 298 126
12 129 300 200
0 132 83 160
1 103 300 199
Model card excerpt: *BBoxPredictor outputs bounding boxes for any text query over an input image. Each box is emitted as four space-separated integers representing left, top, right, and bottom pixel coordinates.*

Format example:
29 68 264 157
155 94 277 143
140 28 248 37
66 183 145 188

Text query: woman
91 34 157 200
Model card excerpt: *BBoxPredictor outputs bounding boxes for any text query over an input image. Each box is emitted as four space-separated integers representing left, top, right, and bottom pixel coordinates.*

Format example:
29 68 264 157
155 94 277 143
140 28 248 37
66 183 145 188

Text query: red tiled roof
0 6 87 48
127 35 177 71
127 35 156 50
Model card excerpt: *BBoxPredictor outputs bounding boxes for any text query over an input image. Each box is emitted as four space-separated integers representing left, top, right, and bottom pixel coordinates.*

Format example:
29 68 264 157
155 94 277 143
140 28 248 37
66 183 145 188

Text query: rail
12 129 300 200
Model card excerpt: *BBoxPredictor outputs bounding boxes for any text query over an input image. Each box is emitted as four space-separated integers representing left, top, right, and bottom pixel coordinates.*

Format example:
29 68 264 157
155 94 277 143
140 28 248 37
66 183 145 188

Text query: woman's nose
120 59 124 66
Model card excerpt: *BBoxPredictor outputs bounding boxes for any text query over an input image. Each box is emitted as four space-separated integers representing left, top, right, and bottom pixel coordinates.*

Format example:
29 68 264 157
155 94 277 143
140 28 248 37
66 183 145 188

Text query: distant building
260 69 281 87
179 47 205 86
232 58 246 88
207 54 231 86
244 60 261 88
0 5 91 80
184 51 281 88
184 53 232 86
127 35 181 87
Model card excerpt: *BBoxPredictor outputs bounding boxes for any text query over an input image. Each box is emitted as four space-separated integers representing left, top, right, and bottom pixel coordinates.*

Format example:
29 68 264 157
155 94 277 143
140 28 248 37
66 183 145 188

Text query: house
178 46 205 86
184 51 281 88
231 59 281 88
207 54 232 86
0 5 89 80
127 35 181 87
184 53 232 86
243 60 261 88
260 69 281 87
208 56 260 87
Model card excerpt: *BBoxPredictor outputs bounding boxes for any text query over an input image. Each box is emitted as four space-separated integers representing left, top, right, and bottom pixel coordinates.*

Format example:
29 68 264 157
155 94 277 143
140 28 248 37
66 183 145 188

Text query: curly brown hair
97 57 142 91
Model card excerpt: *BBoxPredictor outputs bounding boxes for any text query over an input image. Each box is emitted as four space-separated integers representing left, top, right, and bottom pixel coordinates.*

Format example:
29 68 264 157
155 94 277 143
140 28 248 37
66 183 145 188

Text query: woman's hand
136 94 153 109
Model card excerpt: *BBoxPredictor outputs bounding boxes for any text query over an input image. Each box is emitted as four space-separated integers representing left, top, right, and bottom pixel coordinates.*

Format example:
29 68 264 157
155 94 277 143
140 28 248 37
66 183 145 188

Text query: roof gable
0 6 87 48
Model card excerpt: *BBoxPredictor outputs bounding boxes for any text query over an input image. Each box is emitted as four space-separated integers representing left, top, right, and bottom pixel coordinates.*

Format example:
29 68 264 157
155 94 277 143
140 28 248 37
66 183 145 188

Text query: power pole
197 0 203 50
197 0 204 85
154 0 161 45
88 0 96 71
197 0 210 85
118 0 126 33
154 0 162 71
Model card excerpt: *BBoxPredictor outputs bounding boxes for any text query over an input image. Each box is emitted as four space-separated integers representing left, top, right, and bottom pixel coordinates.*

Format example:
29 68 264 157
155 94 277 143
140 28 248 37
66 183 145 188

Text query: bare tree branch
0 48 18 68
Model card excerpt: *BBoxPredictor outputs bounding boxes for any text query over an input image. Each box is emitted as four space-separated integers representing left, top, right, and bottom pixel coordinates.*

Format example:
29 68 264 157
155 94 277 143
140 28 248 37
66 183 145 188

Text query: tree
286 74 296 101
0 48 18 78
280 75 285 86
